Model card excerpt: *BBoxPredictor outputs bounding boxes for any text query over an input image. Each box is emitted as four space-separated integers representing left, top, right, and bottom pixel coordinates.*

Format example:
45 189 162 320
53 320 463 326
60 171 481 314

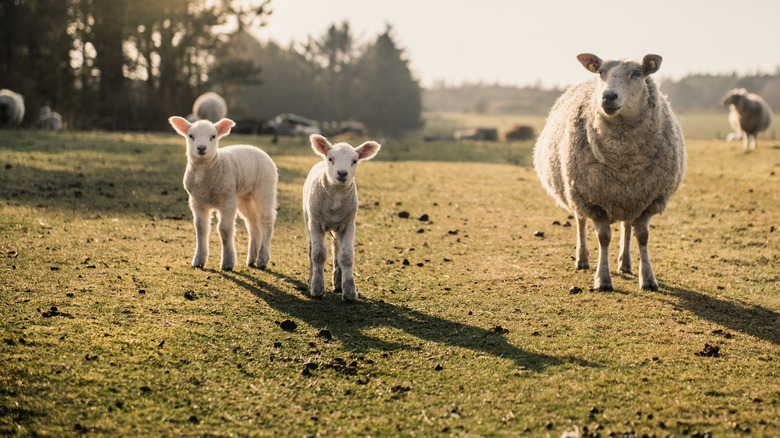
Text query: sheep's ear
642 54 662 76
356 141 381 161
577 53 602 73
215 118 235 139
169 116 191 137
310 134 331 158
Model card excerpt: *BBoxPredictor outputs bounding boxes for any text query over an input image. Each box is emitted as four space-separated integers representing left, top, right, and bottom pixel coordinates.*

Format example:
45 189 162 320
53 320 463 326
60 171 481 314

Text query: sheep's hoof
597 285 614 292
309 286 325 298
342 291 358 302
221 265 233 271
249 262 266 270
619 266 632 274
576 262 590 270
641 281 659 291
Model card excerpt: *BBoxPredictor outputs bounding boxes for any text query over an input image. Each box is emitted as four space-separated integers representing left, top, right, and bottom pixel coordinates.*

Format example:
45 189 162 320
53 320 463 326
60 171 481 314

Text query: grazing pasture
0 124 778 436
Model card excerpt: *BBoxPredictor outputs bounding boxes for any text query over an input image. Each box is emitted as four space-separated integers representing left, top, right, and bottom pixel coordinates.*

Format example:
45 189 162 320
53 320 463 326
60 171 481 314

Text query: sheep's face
577 53 662 119
723 89 747 108
310 134 381 186
169 116 235 162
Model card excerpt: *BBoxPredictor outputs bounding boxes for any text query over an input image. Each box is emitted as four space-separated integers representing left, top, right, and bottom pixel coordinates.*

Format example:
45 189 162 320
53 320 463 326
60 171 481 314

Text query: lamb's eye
189 134 194 140
328 158 334 164
210 135 216 141
352 160 357 166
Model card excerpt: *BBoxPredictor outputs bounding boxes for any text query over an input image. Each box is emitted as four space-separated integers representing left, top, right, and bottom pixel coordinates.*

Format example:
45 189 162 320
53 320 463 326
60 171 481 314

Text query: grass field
1 121 779 437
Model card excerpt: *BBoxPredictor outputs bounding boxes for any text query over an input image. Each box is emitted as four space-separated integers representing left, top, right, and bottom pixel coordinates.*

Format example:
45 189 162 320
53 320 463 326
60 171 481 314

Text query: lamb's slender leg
332 234 342 293
592 218 613 291
191 200 210 268
633 213 658 291
617 221 632 273
742 134 750 151
307 225 327 298
336 223 357 301
575 213 590 270
217 201 238 271
238 197 261 268
256 192 276 270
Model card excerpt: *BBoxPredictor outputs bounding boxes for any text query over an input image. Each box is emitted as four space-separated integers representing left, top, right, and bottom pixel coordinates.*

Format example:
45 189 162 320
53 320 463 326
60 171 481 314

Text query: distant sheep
0 89 25 129
534 53 686 291
37 106 62 131
192 92 227 122
723 88 773 150
303 134 381 301
169 116 278 271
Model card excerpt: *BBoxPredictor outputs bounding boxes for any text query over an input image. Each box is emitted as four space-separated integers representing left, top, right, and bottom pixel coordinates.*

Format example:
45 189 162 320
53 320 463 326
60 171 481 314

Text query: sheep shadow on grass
220 270 597 372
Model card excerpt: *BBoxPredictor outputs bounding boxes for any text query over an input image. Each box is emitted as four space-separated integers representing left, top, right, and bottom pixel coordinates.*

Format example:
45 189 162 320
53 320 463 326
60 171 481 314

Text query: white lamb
534 53 686 291
169 116 278 271
0 89 25 129
37 106 62 131
192 92 228 122
303 134 381 301
723 88 773 150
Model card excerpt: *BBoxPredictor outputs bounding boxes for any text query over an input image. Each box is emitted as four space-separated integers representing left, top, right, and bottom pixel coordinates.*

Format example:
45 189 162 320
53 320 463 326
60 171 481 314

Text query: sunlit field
1 120 778 436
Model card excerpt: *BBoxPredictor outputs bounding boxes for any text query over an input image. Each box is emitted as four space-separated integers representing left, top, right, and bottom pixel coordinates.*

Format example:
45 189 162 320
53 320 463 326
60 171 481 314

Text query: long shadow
658 284 780 345
220 269 597 372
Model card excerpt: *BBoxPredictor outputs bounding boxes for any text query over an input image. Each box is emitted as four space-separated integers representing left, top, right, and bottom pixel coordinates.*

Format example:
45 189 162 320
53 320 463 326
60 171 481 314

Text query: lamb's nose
602 91 619 104
337 170 348 178
197 146 206 154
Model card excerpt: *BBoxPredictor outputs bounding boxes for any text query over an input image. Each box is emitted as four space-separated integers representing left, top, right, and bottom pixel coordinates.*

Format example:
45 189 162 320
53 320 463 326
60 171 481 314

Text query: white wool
302 134 380 301
0 89 25 129
192 92 228 122
169 116 277 270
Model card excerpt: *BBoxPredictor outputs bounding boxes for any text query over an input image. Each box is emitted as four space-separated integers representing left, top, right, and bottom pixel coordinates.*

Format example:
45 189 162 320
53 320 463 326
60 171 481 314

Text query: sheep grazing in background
0 89 25 129
192 92 228 122
534 53 686 291
169 116 278 271
37 106 62 131
303 134 381 301
723 88 773 150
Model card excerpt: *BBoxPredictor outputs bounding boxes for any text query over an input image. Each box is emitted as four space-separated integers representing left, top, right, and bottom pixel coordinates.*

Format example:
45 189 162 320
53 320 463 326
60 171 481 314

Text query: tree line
0 0 423 136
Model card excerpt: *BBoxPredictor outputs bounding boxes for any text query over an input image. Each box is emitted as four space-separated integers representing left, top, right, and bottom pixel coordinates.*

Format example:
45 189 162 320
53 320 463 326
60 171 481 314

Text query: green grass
1 126 779 437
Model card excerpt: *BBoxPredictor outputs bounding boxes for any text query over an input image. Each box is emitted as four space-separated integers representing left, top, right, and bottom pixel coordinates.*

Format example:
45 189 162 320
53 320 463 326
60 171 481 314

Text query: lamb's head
723 88 748 108
169 116 235 162
310 134 380 186
578 53 662 119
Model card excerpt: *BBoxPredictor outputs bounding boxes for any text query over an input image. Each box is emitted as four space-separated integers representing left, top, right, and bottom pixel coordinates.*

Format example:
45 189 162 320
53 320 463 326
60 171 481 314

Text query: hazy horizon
248 0 780 89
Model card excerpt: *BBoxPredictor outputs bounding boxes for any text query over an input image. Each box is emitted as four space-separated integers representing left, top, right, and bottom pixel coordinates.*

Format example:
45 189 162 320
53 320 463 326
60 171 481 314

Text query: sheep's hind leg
307 227 327 298
633 214 658 291
617 221 632 273
332 234 342 293
217 203 238 271
191 202 211 268
575 214 590 270
238 198 261 268
336 223 357 301
592 218 613 291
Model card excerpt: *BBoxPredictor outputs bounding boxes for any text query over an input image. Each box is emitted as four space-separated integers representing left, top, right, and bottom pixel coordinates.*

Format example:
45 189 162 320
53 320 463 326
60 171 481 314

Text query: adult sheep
723 88 773 150
193 92 228 122
0 89 25 129
534 53 686 291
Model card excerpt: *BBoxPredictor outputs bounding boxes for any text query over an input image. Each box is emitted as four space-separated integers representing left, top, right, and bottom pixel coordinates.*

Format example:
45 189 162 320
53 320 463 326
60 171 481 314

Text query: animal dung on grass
533 53 686 292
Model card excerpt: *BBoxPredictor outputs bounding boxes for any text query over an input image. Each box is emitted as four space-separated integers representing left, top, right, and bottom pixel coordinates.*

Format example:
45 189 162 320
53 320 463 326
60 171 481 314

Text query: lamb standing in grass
534 53 686 291
37 106 62 131
0 89 25 129
169 116 277 271
192 92 228 122
723 88 773 150
303 134 380 301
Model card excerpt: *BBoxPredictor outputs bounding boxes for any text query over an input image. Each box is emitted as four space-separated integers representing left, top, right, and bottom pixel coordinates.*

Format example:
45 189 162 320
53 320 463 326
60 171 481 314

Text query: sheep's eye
328 158 334 164
210 135 216 141
189 134 194 140
352 160 357 166
631 70 642 79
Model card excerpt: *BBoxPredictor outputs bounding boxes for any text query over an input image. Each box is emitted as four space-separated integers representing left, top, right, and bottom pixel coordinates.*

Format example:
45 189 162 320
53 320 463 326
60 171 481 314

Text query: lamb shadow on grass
221 270 597 372
657 284 780 345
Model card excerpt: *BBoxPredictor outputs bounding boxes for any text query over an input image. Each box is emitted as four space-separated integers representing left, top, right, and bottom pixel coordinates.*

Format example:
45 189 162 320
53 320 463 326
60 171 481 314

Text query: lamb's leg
575 213 590 270
217 203 238 271
238 198 261 268
633 213 658 291
332 235 342 293
307 226 327 298
256 210 274 270
592 218 613 291
617 221 632 273
336 223 357 301
742 133 750 151
191 202 211 268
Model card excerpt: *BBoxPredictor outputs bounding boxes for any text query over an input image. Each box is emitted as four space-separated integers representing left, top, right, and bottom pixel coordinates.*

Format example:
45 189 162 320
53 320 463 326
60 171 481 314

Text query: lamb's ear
215 118 235 139
310 134 331 158
642 54 662 76
168 116 191 137
577 53 602 73
356 141 381 161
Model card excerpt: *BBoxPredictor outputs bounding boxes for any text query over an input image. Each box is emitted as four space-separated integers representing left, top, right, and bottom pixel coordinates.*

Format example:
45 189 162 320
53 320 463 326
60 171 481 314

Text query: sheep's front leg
575 213 590 270
332 235 342 293
307 225 327 298
217 203 238 271
633 214 658 291
592 218 613 291
336 223 357 301
191 201 210 268
617 221 632 273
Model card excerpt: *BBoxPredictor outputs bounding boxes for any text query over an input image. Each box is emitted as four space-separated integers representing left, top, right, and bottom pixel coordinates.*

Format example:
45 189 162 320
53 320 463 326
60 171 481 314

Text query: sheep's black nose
602 91 619 104
337 170 348 178
197 146 206 154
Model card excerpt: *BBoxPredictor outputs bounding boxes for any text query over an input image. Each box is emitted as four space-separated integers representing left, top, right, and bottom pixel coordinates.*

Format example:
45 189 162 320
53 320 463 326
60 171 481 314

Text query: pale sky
249 0 780 89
